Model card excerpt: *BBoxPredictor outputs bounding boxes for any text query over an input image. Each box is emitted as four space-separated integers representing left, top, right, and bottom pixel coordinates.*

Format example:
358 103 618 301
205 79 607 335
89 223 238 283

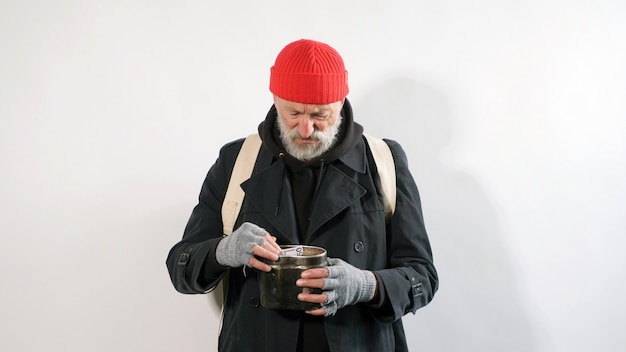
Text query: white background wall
1 1 624 351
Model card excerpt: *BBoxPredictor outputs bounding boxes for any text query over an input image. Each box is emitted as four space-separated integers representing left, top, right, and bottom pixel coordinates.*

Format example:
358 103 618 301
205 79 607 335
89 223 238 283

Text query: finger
303 307 326 316
252 244 279 261
295 278 325 289
248 256 273 272
263 241 281 256
263 233 282 253
297 292 328 304
300 267 330 279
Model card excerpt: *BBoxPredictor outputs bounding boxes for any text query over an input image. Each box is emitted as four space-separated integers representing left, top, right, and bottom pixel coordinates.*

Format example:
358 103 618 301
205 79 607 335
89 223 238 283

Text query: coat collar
241 137 369 242
337 136 367 174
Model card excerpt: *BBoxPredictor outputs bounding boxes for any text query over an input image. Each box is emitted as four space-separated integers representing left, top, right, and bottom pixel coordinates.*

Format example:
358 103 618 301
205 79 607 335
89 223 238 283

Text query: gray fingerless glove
215 222 267 268
322 258 377 316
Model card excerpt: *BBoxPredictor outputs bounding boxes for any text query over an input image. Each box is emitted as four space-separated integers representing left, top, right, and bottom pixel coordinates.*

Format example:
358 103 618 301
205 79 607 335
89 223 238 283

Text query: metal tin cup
258 245 328 310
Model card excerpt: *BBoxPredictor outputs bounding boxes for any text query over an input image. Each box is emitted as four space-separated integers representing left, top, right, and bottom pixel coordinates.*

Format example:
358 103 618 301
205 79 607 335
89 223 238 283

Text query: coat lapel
240 139 369 244
307 165 366 239
241 162 300 244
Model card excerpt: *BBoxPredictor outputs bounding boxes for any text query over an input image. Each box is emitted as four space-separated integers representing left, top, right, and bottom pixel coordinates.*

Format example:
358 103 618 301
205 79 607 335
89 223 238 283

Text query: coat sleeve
370 139 439 321
165 139 244 294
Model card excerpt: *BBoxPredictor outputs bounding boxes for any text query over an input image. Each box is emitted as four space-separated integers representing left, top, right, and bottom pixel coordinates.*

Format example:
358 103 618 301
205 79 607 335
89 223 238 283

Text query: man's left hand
296 258 377 317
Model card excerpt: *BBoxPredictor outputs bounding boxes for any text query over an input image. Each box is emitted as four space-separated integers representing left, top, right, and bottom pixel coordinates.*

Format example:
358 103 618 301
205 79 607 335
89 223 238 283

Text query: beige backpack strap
221 133 262 235
216 133 262 335
364 134 396 221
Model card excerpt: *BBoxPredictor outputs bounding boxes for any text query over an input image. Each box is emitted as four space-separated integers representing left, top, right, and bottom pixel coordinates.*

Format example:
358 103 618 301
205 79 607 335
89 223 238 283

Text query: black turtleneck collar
257 98 364 171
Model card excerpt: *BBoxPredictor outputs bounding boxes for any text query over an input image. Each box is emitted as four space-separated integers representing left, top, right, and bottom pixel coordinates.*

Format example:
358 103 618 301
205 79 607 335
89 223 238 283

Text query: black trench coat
167 135 438 352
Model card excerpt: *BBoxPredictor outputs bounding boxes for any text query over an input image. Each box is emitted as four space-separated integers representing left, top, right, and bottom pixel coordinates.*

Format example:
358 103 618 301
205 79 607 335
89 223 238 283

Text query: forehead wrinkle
286 103 332 114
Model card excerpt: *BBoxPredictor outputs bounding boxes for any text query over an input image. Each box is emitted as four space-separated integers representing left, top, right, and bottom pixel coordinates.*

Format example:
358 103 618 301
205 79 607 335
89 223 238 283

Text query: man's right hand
215 222 281 272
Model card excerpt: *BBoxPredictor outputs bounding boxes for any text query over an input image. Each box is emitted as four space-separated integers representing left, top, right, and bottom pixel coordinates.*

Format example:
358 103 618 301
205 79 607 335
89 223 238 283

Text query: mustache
288 129 321 141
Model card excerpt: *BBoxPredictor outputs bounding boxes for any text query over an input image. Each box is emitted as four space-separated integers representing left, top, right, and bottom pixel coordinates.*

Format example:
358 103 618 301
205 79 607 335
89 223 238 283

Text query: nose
297 116 315 138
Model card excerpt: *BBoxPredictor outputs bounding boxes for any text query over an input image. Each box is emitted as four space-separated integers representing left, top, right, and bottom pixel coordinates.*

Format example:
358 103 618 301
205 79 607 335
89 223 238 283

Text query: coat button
177 253 189 265
249 297 260 308
354 241 364 252
412 283 423 297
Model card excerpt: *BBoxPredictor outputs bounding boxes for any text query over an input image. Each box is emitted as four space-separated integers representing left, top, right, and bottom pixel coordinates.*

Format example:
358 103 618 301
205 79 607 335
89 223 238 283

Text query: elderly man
166 39 438 352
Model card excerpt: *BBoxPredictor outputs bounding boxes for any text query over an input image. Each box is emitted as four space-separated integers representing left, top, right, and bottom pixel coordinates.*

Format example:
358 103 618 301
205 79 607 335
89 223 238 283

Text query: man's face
274 95 344 161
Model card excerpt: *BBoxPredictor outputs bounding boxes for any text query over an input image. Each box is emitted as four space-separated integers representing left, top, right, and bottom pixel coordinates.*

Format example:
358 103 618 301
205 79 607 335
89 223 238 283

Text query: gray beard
276 113 343 161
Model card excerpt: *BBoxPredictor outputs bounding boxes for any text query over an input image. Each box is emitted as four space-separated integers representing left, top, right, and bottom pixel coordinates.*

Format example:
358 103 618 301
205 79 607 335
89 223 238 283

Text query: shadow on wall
355 76 539 352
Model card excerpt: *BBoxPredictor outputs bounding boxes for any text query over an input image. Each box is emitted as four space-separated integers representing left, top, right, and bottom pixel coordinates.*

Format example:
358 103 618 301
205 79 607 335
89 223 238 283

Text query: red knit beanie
270 39 349 104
